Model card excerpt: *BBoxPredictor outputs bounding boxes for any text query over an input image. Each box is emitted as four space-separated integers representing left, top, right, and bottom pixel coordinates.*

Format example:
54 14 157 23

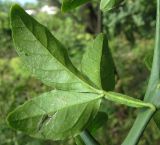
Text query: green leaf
11 4 98 93
7 90 102 140
100 0 116 12
61 0 91 12
10 5 157 145
88 111 108 132
81 34 112 136
100 0 123 12
81 33 115 91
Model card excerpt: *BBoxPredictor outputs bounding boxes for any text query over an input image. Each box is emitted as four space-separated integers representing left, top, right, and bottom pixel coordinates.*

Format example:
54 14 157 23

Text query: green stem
122 0 160 144
144 0 160 102
122 109 155 145
80 130 100 145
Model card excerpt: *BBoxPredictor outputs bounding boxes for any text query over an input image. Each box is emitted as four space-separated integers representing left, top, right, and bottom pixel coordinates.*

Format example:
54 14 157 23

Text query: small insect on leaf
7 90 102 140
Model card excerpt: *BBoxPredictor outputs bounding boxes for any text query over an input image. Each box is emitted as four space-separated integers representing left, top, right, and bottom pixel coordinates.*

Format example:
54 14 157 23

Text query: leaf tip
10 4 24 24
10 4 21 14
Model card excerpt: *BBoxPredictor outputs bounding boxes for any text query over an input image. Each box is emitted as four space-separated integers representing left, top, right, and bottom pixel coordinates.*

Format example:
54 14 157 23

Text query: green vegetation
1 0 160 145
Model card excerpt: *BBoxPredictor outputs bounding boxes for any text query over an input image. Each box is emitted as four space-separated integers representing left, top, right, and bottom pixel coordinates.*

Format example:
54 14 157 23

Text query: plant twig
122 0 160 144
80 130 100 145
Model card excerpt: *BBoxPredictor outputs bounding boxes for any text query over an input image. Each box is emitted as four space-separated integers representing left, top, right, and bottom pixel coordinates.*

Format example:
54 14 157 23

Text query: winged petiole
102 91 156 111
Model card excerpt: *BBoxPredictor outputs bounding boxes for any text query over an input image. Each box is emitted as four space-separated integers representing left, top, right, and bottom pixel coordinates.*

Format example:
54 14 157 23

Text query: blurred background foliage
0 0 160 144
